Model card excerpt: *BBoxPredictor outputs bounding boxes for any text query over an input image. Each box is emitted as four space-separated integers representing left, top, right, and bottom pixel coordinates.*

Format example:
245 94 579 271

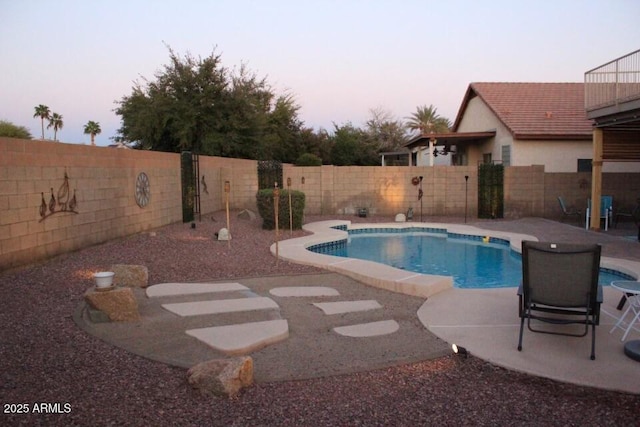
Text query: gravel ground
1 211 639 426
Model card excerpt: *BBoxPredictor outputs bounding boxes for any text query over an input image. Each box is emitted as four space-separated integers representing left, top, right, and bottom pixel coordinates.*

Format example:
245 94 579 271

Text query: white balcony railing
585 49 640 112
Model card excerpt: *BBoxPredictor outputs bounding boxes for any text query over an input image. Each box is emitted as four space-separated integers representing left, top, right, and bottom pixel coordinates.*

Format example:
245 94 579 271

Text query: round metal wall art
135 172 150 207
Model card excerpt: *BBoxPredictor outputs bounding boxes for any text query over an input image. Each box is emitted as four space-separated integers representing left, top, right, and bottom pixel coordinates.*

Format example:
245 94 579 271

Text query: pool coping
271 220 640 299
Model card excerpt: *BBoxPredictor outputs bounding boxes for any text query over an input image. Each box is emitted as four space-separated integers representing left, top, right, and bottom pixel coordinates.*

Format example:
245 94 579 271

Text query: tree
33 104 50 139
116 46 228 153
47 112 63 141
263 94 304 163
364 107 409 152
405 104 451 135
297 127 332 164
0 120 32 139
330 123 377 166
84 121 102 146
115 45 304 161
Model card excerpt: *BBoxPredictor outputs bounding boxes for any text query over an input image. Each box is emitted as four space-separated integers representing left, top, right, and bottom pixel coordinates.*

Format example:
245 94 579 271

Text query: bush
256 189 305 230
294 152 322 166
0 120 32 139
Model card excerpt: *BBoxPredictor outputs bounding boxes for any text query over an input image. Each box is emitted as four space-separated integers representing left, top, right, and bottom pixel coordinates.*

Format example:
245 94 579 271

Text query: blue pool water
310 230 632 289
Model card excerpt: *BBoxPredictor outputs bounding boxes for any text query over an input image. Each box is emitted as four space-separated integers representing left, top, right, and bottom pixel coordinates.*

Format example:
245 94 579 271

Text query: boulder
84 287 139 322
187 357 253 398
110 264 149 288
237 209 257 221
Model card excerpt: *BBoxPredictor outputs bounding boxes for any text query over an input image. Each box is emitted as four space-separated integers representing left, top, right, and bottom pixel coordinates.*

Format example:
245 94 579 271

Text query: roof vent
545 111 553 119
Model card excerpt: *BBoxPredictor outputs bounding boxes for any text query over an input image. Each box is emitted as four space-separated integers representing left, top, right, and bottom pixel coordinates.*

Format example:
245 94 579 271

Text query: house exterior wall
455 93 640 172
514 139 591 172
456 96 513 165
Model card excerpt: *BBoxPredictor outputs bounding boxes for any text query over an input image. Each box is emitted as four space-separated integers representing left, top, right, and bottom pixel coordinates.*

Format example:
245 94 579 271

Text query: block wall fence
1 137 638 271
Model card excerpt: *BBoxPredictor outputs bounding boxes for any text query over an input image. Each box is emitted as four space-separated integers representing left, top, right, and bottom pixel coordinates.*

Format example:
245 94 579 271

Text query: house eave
514 133 592 141
405 131 496 149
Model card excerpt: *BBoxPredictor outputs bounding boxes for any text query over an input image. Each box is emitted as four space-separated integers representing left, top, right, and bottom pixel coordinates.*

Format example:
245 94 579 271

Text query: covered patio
586 49 640 231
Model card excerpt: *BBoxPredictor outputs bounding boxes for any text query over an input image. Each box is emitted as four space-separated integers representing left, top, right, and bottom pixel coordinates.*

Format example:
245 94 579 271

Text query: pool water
312 231 630 289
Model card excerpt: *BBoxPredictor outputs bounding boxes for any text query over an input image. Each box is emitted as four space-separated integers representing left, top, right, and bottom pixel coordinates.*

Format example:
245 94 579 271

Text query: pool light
452 343 468 358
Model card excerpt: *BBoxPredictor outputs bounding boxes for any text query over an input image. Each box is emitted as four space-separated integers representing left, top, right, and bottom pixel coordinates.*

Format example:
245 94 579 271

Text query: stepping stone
333 320 399 337
269 286 339 297
162 297 278 317
147 282 248 298
313 300 382 315
186 320 289 355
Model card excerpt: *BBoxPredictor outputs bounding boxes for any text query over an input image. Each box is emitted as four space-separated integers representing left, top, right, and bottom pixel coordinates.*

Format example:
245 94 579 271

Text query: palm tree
47 113 64 141
83 120 101 146
405 104 451 135
33 104 51 139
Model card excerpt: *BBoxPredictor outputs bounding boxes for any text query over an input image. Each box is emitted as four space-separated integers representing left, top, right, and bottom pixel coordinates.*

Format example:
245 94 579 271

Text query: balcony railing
585 49 640 112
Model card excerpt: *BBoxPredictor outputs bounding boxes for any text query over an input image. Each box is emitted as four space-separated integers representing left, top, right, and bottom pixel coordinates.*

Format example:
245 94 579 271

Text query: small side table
609 281 640 341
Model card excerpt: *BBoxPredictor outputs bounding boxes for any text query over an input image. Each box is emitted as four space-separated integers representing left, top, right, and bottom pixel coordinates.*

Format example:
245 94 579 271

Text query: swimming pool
310 229 633 288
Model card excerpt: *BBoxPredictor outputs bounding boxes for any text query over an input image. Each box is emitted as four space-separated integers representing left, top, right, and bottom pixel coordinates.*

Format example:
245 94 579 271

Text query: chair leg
590 323 596 360
617 295 628 311
518 317 525 351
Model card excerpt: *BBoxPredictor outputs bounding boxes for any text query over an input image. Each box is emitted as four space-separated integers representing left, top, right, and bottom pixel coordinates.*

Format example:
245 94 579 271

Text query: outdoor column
590 128 603 230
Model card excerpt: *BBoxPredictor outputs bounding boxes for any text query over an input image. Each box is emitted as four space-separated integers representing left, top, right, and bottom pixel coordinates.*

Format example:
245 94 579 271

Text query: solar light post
224 180 231 248
287 177 292 236
418 176 424 222
464 175 469 223
274 182 280 265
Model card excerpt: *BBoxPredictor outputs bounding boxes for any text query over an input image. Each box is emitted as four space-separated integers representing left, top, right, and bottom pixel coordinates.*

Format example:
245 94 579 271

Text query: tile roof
452 82 594 140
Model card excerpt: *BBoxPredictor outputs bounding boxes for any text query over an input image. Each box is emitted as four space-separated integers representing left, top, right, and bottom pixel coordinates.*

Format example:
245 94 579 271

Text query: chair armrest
597 284 603 304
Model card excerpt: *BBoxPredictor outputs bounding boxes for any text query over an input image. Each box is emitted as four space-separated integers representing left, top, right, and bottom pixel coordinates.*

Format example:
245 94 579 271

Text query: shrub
294 152 322 166
0 120 32 139
256 189 305 230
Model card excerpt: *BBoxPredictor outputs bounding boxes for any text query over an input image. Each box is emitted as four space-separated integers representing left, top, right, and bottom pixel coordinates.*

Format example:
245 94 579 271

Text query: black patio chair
517 241 602 360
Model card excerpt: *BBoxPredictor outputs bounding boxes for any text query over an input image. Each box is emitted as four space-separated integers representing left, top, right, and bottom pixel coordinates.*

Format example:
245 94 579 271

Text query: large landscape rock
187 357 253 398
237 209 257 221
110 264 149 288
84 287 140 322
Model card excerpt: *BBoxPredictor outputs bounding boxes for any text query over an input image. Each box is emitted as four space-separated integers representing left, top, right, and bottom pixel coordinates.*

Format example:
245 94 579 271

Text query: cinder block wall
0 138 262 271
283 164 478 217
2 137 637 271
197 155 259 217
0 138 184 270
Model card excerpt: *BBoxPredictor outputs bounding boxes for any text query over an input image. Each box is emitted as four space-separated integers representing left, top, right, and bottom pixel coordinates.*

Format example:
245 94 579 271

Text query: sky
1 0 639 146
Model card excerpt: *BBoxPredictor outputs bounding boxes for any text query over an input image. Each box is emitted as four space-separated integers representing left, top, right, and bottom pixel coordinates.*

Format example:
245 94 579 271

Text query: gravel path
1 211 638 426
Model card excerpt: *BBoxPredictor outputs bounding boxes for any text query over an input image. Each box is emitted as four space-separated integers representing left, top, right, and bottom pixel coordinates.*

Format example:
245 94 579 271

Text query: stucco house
405 82 637 173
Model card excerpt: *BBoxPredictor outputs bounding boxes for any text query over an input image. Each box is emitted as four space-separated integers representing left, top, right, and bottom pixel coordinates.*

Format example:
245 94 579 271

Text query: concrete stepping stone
313 300 382 315
162 297 278 317
269 286 339 297
147 282 248 298
333 320 399 337
186 319 289 355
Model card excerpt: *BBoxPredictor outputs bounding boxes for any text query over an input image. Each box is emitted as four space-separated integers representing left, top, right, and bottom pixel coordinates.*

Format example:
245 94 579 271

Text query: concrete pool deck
273 218 640 394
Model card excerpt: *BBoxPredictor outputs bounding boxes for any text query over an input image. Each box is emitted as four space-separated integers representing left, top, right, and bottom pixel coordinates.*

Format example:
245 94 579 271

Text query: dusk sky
1 0 639 146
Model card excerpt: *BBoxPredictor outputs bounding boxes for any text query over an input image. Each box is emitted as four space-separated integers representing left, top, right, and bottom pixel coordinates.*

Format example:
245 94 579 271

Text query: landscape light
452 343 468 358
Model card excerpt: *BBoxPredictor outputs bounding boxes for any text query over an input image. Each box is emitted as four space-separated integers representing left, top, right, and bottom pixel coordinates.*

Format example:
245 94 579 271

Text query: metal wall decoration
201 175 209 194
39 171 78 222
135 172 151 207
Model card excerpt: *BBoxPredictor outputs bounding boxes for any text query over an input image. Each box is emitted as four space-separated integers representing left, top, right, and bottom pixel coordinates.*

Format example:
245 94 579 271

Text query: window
501 145 511 166
577 159 592 172
483 153 492 164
